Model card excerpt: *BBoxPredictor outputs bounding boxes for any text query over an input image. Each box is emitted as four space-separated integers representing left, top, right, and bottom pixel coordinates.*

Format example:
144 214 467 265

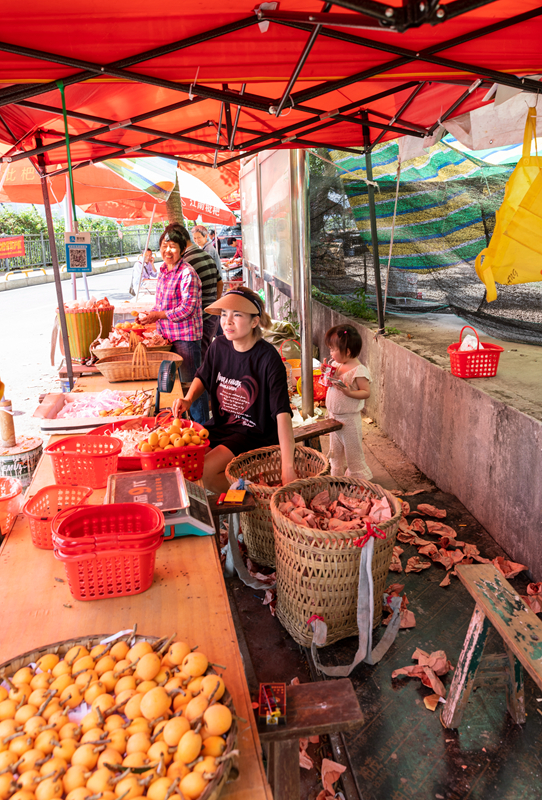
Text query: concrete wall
309 298 542 581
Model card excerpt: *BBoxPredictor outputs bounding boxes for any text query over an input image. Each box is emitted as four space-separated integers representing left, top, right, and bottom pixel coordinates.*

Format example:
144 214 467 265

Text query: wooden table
0 449 272 799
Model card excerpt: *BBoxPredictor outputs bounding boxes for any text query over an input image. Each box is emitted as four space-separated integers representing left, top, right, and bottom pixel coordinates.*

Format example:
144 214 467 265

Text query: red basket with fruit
138 418 210 481
90 412 171 471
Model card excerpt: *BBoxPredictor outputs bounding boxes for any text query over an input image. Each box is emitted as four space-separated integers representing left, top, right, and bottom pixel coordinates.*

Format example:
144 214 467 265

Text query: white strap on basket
226 513 276 591
309 530 402 677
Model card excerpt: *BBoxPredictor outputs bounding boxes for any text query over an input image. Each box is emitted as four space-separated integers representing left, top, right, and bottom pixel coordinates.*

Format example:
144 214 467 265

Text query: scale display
106 469 214 538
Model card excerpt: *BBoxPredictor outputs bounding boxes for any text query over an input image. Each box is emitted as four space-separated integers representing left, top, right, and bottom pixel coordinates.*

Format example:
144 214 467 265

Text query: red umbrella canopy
0 1 541 176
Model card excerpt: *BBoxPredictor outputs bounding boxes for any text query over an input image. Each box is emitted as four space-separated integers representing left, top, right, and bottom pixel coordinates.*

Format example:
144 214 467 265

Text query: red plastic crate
447 326 504 379
23 485 93 550
57 546 159 600
138 420 210 481
45 435 122 488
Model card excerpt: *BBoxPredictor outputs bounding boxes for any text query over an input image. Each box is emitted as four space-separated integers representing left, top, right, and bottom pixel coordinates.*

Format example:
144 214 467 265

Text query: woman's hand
140 310 165 324
172 397 192 418
281 463 298 487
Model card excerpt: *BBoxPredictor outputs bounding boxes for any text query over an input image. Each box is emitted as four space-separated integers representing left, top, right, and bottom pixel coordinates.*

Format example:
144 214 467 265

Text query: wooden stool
442 564 542 728
258 679 363 800
207 492 257 549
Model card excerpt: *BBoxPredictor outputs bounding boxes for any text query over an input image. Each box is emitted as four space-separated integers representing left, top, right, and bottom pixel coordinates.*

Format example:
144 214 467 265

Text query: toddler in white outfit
324 324 373 481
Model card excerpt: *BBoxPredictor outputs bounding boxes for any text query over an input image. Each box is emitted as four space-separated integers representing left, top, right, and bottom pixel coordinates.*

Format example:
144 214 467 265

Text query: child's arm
337 376 370 400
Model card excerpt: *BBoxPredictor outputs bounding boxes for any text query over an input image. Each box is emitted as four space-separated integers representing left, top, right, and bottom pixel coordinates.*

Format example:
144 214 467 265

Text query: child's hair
324 324 362 359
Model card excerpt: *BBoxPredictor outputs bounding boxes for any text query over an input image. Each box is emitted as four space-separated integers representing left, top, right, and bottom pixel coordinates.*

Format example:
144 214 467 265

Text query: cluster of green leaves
312 286 376 322
0 206 47 236
278 299 301 337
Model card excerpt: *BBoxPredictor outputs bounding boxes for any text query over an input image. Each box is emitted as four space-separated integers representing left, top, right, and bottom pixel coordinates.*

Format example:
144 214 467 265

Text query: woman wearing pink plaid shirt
141 224 209 424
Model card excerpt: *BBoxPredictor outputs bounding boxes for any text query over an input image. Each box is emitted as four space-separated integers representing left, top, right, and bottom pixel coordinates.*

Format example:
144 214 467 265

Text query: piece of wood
208 493 257 517
504 642 526 725
441 604 490 729
0 449 272 800
456 564 542 691
258 678 363 743
293 418 343 444
268 739 301 800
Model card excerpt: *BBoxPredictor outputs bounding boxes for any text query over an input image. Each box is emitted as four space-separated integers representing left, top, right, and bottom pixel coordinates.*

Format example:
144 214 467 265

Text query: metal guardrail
0 227 164 273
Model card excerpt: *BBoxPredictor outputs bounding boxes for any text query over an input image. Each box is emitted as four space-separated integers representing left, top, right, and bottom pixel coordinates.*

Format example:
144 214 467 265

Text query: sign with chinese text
0 236 25 259
65 232 92 273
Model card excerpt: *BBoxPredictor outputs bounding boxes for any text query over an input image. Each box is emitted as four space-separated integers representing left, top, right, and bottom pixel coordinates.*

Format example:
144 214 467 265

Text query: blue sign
64 232 92 273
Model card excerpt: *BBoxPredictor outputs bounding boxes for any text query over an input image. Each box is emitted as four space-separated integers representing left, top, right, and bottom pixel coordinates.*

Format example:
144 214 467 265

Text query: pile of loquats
0 638 235 800
138 422 209 455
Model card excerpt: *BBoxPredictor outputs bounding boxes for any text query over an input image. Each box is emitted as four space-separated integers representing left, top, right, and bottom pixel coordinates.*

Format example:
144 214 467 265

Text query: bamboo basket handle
129 330 140 351
132 343 150 381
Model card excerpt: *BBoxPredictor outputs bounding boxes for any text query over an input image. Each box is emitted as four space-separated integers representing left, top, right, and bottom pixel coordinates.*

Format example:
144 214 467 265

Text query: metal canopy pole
40 172 75 391
361 113 385 334
291 149 313 418
135 205 156 303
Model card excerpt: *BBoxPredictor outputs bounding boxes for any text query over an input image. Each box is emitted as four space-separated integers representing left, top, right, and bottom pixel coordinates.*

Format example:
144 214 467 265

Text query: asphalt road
0 267 133 439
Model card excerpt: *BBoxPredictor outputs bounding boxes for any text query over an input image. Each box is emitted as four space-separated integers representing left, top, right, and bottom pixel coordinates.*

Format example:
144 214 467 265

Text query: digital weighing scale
106 468 215 539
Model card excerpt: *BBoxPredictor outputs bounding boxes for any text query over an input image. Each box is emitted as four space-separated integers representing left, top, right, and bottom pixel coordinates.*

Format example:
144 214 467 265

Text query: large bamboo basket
0 633 238 800
225 445 330 568
94 344 183 382
270 476 402 646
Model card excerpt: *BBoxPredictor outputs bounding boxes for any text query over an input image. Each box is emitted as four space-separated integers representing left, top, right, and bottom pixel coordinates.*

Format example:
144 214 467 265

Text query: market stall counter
0 444 273 800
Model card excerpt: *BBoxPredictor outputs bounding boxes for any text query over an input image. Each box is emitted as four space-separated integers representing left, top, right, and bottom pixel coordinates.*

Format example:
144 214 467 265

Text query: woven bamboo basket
225 445 330 568
91 330 172 360
94 343 183 382
0 633 238 800
270 476 402 646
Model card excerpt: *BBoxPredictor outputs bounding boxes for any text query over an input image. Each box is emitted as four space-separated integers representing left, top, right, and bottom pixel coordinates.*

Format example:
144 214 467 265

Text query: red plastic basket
45 435 122 488
447 326 504 379
51 503 165 545
56 546 159 601
90 410 173 471
138 420 210 481
23 485 93 550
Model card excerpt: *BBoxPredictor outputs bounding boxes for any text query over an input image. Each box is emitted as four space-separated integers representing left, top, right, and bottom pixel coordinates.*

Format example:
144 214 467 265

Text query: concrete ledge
311 299 542 581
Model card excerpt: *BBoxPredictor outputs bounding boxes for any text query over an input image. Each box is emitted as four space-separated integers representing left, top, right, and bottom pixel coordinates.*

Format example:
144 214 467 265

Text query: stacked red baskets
51 503 164 601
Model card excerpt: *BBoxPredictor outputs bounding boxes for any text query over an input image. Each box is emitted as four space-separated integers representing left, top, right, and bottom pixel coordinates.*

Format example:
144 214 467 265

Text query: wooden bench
293 418 343 450
258 679 363 800
441 564 542 728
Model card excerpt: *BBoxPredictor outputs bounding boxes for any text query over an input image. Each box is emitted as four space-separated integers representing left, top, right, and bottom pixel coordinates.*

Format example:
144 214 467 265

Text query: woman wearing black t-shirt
172 287 296 493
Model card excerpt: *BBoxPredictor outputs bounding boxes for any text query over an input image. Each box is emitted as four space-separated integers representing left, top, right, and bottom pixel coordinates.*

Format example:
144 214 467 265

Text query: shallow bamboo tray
270 476 402 645
0 632 238 800
94 349 182 382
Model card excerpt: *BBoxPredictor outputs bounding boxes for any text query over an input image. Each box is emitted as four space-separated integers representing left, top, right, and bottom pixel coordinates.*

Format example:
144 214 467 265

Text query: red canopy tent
0 1 540 170
0 0 540 385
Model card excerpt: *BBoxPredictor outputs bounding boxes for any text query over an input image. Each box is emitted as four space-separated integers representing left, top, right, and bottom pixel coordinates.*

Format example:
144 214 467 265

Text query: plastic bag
459 334 484 352
475 108 542 301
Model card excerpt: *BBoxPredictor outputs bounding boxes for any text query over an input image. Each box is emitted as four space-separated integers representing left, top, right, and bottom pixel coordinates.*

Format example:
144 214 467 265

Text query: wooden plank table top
0 450 272 800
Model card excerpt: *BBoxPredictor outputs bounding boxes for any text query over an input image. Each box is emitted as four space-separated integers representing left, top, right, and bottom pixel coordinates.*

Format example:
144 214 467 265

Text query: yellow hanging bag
475 108 542 301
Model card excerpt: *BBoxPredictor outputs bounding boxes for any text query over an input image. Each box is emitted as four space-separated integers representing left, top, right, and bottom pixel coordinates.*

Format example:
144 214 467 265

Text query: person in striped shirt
141 224 209 425
165 225 222 359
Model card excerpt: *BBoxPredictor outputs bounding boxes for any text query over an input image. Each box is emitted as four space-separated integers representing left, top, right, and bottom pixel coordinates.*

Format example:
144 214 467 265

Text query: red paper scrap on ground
493 556 527 579
417 504 447 518
405 556 432 573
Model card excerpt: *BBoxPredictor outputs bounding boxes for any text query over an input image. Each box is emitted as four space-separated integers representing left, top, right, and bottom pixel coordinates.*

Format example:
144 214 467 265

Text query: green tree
0 206 47 236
